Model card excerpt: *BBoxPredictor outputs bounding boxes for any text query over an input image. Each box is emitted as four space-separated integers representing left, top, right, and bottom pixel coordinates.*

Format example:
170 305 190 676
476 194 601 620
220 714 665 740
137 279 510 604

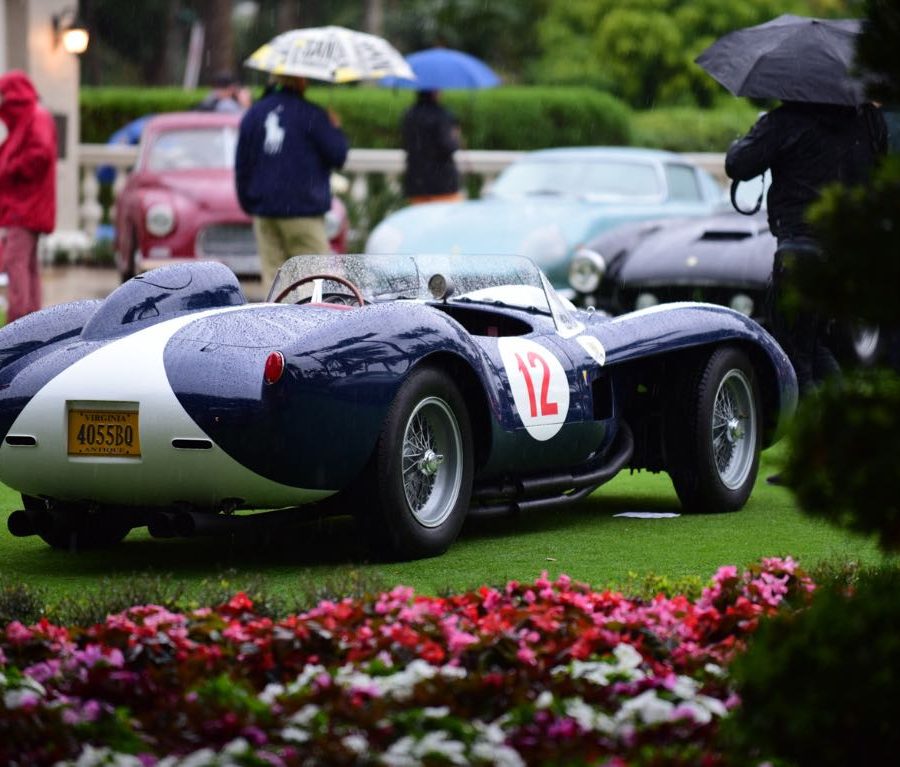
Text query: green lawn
0 446 888 602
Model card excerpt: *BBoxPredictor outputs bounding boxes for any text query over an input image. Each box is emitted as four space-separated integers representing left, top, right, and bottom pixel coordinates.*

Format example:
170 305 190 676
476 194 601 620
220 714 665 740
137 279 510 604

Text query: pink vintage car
114 111 348 281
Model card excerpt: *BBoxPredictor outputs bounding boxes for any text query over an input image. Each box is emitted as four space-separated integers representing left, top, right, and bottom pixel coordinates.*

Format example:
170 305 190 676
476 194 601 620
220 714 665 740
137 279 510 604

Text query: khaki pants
253 216 331 288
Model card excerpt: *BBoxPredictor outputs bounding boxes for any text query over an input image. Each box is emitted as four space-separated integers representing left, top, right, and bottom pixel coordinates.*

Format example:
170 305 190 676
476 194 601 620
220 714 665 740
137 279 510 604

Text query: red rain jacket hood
0 70 57 233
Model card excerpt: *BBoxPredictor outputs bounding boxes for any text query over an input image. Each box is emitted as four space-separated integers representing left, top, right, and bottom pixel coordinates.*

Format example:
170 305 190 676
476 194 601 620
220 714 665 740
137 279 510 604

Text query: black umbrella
695 14 867 106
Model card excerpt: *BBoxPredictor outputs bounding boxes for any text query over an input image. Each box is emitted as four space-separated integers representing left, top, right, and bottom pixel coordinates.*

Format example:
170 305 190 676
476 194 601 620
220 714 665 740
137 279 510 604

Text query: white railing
75 145 728 243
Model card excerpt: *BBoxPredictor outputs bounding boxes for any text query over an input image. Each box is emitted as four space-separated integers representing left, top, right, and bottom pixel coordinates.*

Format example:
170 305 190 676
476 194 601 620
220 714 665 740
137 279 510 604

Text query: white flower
695 694 728 719
612 643 643 670
381 731 467 767
342 733 369 754
471 741 526 767
563 697 616 735
288 703 320 726
53 745 146 767
704 662 726 678
424 706 450 718
258 682 285 705
671 675 699 700
170 748 217 767
617 689 674 725
286 664 328 695
221 739 250 756
535 690 554 709
281 726 311 744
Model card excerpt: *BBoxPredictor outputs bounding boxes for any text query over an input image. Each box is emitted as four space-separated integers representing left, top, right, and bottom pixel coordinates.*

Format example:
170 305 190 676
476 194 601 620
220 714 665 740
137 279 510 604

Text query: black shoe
766 474 784 486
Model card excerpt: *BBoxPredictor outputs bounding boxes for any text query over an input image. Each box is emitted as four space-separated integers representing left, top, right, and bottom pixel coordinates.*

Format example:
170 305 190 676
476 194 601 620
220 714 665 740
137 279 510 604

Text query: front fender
588 302 797 444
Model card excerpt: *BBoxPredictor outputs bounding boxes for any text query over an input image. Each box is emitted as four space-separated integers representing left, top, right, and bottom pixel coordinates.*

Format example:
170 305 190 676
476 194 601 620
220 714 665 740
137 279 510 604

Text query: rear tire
27 499 132 551
358 366 473 561
667 347 761 513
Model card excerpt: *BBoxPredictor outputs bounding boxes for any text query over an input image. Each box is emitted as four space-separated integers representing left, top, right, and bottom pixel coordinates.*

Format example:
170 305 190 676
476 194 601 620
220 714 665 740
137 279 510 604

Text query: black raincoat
725 102 888 239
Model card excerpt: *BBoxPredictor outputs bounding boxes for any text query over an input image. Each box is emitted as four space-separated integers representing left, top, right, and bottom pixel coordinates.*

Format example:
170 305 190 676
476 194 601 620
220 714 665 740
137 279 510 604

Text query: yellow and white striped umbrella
245 26 414 84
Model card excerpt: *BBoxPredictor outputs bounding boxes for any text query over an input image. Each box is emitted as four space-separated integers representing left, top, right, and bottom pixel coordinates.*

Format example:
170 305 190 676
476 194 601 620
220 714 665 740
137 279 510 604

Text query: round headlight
729 293 755 316
146 203 175 237
635 292 659 310
568 248 607 294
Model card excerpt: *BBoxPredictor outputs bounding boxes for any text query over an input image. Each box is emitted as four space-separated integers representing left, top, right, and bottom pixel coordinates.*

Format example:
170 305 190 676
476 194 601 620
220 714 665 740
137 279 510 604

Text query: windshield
489 158 663 200
267 253 583 336
146 127 238 171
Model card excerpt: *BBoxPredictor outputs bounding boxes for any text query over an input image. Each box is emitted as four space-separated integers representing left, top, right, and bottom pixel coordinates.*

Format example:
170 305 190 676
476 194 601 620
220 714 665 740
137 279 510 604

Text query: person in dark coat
0 71 57 323
401 90 462 204
726 101 888 394
235 75 349 286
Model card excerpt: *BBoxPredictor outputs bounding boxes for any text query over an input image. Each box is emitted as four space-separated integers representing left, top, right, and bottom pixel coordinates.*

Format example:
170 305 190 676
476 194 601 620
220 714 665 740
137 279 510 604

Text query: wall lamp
52 8 90 54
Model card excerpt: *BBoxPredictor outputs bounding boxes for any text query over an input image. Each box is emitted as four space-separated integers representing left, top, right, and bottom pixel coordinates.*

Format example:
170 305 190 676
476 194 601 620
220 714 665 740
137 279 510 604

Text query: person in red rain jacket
0 71 57 322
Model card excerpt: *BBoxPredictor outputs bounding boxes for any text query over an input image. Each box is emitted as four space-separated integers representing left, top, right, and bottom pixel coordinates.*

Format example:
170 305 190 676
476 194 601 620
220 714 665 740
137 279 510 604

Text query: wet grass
0 446 890 607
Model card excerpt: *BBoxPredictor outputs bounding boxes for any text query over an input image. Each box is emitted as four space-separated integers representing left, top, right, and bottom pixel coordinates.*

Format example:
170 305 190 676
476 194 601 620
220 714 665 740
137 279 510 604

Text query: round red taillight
263 351 285 385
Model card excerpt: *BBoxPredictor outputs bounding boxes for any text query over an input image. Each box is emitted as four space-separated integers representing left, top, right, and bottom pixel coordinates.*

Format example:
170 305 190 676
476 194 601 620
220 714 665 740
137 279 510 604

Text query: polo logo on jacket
264 108 285 155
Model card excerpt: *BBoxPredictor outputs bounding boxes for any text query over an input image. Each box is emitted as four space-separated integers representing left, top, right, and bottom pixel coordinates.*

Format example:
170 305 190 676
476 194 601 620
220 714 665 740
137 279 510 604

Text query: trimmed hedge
81 85 633 149
631 100 761 152
81 85 766 152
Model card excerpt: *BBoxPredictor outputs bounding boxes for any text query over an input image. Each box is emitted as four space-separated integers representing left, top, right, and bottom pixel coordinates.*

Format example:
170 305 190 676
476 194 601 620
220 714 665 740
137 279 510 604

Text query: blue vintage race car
0 254 796 560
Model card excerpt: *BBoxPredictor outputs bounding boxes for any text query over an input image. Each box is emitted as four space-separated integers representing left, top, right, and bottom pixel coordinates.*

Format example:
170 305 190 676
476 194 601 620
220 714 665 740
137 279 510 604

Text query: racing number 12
515 351 559 418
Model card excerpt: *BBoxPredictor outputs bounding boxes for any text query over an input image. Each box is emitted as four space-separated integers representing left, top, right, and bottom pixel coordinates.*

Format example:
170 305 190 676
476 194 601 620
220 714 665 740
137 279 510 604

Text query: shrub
725 568 900 767
631 101 761 152
81 85 633 149
784 370 900 552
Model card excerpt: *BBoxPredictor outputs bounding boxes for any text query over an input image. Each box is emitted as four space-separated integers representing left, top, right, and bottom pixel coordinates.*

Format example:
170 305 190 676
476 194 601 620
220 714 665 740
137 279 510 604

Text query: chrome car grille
196 224 261 276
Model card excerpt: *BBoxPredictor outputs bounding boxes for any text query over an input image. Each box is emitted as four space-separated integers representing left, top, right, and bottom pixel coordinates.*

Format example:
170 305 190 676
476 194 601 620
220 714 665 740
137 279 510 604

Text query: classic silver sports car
0 253 795 560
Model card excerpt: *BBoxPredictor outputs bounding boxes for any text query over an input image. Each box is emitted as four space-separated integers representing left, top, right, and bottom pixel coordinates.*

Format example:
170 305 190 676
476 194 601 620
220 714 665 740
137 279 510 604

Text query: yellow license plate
67 409 141 457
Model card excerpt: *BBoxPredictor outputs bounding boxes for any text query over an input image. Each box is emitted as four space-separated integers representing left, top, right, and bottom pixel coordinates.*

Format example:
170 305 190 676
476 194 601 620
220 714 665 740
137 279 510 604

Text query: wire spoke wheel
667 346 762 514
400 396 463 527
711 369 757 490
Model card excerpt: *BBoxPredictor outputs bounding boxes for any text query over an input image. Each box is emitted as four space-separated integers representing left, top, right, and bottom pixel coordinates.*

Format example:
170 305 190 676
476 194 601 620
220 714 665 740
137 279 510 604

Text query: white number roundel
498 337 570 441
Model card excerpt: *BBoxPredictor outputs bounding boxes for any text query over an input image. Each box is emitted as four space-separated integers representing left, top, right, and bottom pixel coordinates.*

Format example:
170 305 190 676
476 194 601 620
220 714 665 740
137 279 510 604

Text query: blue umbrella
381 47 500 90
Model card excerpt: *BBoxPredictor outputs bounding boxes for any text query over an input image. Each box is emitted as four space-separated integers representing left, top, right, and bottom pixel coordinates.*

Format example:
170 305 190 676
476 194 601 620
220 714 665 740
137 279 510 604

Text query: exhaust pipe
171 510 251 537
7 509 36 537
148 511 178 539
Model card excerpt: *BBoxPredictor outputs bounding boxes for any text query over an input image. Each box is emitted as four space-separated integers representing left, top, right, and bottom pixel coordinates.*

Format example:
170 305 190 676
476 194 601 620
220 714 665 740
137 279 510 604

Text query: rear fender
0 299 101 370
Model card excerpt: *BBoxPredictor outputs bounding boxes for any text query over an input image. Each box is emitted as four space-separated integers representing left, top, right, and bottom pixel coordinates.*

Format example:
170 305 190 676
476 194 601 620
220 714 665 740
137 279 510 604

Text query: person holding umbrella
235 74 349 285
698 15 888 397
238 25 413 283
382 47 500 204
401 89 462 204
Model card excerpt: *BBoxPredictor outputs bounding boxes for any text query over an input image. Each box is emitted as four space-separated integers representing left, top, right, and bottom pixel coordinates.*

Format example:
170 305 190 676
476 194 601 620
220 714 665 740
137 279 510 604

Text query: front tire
359 366 473 560
667 347 761 513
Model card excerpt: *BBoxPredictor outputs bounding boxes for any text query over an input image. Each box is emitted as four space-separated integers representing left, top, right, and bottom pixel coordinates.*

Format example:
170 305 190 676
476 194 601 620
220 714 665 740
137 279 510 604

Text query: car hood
140 170 243 213
618 213 775 288
367 196 672 285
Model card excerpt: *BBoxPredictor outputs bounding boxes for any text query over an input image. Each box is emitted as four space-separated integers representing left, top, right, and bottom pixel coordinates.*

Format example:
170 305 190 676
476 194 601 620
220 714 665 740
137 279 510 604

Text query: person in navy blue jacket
235 75 349 286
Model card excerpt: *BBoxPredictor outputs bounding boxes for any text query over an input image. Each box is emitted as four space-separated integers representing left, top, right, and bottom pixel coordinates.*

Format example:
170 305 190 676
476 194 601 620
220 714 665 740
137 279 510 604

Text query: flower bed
0 558 814 766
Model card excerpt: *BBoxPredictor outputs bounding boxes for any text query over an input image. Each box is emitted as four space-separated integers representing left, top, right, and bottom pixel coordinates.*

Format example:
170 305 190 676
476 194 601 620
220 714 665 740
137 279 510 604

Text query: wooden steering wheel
271 273 365 307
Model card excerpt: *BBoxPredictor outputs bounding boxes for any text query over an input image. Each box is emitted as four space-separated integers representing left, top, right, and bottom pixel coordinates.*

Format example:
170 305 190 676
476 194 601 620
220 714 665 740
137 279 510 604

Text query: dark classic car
568 181 883 366
113 112 348 281
0 254 795 561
